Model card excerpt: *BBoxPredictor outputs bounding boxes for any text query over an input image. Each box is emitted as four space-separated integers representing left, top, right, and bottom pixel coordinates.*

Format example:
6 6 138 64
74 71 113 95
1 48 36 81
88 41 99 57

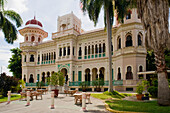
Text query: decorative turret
52 12 81 38
19 16 48 46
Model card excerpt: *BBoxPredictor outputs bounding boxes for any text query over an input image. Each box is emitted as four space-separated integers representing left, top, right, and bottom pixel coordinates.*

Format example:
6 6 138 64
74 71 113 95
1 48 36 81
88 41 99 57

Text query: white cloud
5 0 28 13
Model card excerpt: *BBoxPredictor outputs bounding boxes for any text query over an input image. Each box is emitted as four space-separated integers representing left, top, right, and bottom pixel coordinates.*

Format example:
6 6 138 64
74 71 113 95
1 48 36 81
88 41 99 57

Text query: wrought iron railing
25 82 48 86
69 80 123 86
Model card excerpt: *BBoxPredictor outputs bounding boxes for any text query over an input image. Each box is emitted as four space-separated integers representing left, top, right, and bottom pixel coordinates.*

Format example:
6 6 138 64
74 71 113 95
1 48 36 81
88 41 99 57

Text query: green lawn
91 92 170 113
0 94 21 102
106 100 170 113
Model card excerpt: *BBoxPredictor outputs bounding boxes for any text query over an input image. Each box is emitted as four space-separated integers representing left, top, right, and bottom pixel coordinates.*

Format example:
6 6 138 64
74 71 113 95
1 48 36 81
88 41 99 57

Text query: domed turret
19 16 48 46
25 16 43 27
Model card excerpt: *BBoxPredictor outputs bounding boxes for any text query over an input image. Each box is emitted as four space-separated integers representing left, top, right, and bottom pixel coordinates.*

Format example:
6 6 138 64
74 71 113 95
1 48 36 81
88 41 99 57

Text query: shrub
148 86 158 98
0 73 18 97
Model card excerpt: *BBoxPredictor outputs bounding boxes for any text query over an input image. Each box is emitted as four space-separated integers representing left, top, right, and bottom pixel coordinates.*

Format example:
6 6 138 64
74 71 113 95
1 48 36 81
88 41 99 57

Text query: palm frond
2 17 17 44
0 0 6 10
4 10 23 27
0 11 4 29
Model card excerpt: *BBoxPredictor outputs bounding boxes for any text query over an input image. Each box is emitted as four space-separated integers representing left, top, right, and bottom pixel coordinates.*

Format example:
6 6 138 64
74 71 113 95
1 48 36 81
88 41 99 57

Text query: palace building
19 9 147 91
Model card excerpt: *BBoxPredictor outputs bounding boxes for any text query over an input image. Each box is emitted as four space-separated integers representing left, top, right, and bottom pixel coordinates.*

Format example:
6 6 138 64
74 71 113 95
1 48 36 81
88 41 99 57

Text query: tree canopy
8 48 22 79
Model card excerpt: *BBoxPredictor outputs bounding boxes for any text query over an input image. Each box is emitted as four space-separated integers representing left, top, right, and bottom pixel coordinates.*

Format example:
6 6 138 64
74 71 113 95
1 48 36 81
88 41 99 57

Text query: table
20 91 43 100
73 93 91 104
64 90 77 96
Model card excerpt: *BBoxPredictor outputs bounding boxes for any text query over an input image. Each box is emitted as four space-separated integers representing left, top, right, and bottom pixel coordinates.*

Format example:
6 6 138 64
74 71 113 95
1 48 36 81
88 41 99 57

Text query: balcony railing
25 82 48 86
69 80 123 86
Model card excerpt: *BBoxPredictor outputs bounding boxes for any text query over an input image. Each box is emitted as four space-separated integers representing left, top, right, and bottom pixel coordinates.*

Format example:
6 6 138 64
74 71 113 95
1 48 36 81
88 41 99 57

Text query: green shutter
78 71 82 81
73 71 75 81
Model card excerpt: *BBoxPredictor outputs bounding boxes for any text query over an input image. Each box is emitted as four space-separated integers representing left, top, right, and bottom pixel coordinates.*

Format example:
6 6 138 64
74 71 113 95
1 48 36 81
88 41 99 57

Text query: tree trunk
106 8 113 92
137 0 170 105
158 72 170 106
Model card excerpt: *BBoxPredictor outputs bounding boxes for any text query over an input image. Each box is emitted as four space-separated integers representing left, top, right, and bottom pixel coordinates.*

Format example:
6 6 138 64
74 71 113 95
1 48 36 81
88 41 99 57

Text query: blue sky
0 0 104 76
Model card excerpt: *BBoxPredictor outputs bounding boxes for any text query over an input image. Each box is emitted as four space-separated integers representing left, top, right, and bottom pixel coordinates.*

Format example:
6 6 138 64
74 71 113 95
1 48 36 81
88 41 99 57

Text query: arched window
126 66 133 79
95 45 98 54
24 75 26 82
111 42 113 52
49 53 51 60
38 55 40 62
117 68 121 80
117 37 121 49
42 54 44 61
139 66 144 79
79 47 82 56
26 37 28 41
54 52 56 59
126 35 133 47
24 55 26 62
138 34 142 46
67 46 70 55
92 45 94 54
51 52 53 60
73 47 75 56
30 55 34 62
38 37 41 42
46 53 48 60
44 54 46 61
103 43 105 53
88 46 90 55
99 44 102 53
63 47 66 56
29 74 34 83
31 36 35 42
42 72 45 83
85 46 87 55
59 48 62 56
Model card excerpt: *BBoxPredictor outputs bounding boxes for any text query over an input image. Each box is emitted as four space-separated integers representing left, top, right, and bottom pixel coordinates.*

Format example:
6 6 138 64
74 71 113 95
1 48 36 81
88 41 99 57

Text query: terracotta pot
136 94 144 100
52 89 59 97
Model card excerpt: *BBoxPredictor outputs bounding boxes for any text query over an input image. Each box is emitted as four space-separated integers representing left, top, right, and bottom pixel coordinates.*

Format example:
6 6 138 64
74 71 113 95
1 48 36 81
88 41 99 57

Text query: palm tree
128 0 170 105
80 0 130 92
0 0 23 44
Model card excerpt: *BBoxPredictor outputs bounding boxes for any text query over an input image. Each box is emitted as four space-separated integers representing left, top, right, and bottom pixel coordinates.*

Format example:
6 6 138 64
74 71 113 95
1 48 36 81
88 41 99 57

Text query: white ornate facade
19 9 146 91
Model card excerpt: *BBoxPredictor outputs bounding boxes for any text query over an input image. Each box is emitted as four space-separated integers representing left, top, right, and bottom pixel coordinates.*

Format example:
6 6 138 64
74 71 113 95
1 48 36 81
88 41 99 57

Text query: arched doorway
61 68 68 84
29 74 34 83
47 71 50 83
85 68 91 82
92 68 97 81
99 67 105 80
42 72 45 83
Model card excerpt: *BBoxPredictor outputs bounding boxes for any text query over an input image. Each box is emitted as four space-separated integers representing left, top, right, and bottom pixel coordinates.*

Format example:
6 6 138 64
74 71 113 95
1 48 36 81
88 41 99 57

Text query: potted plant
92 78 104 92
80 81 89 92
136 81 147 100
50 72 59 97
57 71 65 93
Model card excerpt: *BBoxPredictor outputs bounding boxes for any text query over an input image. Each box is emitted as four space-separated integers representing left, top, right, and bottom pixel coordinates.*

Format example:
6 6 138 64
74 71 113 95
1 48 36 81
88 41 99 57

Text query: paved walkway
0 92 110 113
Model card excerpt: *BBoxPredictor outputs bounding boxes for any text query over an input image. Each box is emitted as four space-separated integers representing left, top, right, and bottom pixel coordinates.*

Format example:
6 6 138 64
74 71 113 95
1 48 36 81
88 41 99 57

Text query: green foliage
79 81 89 90
0 0 23 44
92 79 104 88
16 79 25 91
136 80 148 94
49 71 64 88
147 80 158 98
58 71 65 86
146 50 156 71
103 91 125 99
0 73 18 97
8 48 22 79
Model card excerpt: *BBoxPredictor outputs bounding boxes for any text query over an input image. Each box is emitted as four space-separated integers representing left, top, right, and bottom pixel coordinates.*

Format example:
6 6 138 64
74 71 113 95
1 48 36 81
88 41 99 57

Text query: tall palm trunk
106 8 113 92
137 0 170 105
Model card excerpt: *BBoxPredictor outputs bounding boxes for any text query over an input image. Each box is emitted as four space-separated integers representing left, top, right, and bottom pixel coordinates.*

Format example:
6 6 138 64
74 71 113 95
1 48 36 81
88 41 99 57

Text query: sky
0 0 105 76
